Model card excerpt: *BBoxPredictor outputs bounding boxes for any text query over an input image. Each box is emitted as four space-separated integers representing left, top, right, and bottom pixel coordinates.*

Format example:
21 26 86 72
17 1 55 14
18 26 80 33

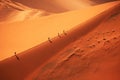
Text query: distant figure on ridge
14 52 20 61
63 30 67 35
58 33 62 38
48 37 52 43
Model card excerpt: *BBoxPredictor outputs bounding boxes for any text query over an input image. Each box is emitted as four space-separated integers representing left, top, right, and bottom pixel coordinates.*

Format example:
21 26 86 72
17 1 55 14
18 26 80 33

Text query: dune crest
0 1 120 80
13 0 117 12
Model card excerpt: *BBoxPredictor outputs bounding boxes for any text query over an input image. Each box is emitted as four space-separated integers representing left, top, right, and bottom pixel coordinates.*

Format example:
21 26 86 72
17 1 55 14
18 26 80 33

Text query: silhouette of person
14 52 20 61
63 30 67 35
48 37 52 43
58 33 62 38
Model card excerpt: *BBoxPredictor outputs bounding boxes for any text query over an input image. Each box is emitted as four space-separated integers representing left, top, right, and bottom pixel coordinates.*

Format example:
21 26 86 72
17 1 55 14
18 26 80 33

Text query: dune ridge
13 0 116 12
0 1 119 61
31 9 120 80
0 0 51 23
0 0 117 23
0 1 120 80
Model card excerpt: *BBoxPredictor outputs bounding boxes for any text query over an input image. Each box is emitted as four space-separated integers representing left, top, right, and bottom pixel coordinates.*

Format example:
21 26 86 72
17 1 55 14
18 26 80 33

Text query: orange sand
0 1 120 80
0 1 119 61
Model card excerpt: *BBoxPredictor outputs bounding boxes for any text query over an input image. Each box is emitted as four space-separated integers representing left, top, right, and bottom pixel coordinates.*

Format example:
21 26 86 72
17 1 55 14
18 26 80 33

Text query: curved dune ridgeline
0 0 51 23
0 1 119 61
0 0 117 23
0 1 120 80
13 0 116 13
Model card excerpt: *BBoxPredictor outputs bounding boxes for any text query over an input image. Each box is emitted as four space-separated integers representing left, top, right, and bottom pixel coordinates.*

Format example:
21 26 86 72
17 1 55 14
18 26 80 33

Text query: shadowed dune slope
12 0 117 13
13 0 91 12
30 9 120 80
0 1 120 80
13 0 117 12
0 0 51 23
0 0 117 23
31 18 120 80
90 0 116 4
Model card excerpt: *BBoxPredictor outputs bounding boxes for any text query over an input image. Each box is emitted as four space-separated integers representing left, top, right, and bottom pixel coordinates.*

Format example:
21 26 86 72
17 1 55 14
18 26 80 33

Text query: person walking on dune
63 30 67 35
58 33 62 38
14 52 20 61
48 37 52 43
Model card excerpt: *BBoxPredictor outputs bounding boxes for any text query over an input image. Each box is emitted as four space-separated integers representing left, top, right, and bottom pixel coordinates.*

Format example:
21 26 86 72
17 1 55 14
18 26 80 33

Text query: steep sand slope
0 1 119 61
13 0 91 13
0 0 116 23
30 10 120 80
13 0 116 13
90 0 116 4
0 0 51 23
0 1 120 80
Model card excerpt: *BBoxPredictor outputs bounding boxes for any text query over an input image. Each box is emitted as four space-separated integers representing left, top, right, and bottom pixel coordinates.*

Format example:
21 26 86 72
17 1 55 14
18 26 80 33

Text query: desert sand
0 0 51 23
0 1 119 61
0 0 116 23
13 0 116 12
31 9 120 80
0 0 120 80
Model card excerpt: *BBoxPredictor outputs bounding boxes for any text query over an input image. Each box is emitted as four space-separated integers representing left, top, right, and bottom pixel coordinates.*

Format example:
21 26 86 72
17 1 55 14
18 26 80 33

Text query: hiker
58 33 62 38
14 52 20 61
48 37 52 43
63 30 67 35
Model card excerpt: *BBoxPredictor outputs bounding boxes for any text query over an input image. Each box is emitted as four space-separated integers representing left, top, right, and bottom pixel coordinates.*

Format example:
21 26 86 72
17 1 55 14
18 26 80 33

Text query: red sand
0 0 51 23
0 1 120 80
26 3 120 80
0 1 119 61
13 0 116 12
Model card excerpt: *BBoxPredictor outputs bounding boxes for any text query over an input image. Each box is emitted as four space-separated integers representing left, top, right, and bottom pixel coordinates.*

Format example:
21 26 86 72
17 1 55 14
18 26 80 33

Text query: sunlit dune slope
0 1 120 80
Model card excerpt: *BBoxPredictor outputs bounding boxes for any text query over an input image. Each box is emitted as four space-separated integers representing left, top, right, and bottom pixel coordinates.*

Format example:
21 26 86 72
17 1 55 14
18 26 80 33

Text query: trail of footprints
58 28 120 66
39 29 120 78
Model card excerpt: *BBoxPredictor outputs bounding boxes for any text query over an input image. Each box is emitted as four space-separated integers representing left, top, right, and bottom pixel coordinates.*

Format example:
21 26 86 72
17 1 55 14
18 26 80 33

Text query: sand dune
0 0 51 23
0 0 92 23
0 1 120 80
13 0 116 12
31 8 120 80
90 0 116 4
0 1 119 61
0 0 116 23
